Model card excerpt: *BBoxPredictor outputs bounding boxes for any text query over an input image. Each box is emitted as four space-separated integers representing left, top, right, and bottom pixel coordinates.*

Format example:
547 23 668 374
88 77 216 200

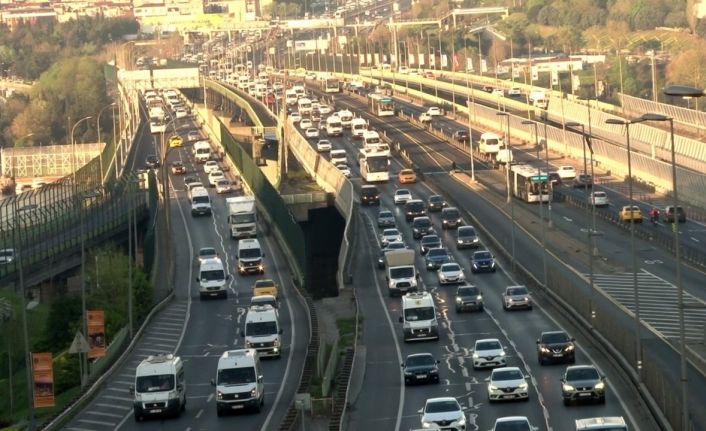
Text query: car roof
405 352 434 360
476 338 501 344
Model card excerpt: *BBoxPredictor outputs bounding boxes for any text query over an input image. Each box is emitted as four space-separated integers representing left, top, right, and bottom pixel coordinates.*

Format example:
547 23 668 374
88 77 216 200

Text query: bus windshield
365 156 388 172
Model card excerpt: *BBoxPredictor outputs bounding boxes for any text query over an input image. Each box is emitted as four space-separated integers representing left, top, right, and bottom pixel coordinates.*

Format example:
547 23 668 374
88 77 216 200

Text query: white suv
487 367 529 402
472 338 506 369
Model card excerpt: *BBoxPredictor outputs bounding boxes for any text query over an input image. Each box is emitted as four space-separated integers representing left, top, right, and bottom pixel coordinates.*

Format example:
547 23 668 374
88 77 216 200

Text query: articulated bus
511 164 550 203
324 77 340 93
369 93 395 117
358 148 390 182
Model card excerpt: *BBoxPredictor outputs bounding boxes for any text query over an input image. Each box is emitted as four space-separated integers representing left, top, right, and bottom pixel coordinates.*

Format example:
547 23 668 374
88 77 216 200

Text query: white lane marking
195 409 204 419
362 212 405 431
259 232 299 431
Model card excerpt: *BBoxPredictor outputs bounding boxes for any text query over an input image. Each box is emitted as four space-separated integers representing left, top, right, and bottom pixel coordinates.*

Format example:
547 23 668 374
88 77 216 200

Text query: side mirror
129 386 135 394
226 275 231 281
398 316 403 323
279 329 283 334
258 375 264 383
417 408 424 414
196 278 200 282
400 363 404 368
570 337 576 341
436 360 440 364
177 384 183 392
536 339 540 344
262 253 266 258
210 379 216 386
235 256 239 260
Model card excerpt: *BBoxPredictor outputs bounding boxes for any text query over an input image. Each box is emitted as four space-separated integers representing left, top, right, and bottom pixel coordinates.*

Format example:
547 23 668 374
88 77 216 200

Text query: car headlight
422 421 432 428
562 384 575 392
245 341 253 348
456 297 462 303
217 390 224 400
476 295 482 300
457 415 466 425
524 297 529 301
472 353 479 359
169 389 178 399
519 382 528 390
500 351 506 357
566 345 575 351
540 347 550 353
457 239 463 244
595 382 605 390
250 388 258 398
274 339 281 347
429 368 438 374
457 218 462 223
472 238 479 242
488 385 498 391
472 263 478 268
404 371 413 376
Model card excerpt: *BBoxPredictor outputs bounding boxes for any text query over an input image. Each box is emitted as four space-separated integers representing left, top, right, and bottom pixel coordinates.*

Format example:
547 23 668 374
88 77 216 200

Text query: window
201 269 224 281
246 321 278 336
136 374 175 393
217 367 256 385
404 306 434 321
240 248 262 259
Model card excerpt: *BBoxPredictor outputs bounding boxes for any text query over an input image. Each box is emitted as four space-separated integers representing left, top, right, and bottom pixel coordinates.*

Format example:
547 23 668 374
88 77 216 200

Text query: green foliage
35 290 82 353
53 352 80 393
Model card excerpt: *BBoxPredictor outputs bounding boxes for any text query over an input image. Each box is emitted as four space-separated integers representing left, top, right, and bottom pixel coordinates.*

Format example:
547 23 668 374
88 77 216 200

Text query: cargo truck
226 196 257 238
385 249 418 297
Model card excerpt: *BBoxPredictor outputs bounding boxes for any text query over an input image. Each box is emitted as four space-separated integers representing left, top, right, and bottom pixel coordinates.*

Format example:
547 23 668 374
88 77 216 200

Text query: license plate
502 395 514 399
416 374 427 379
579 392 591 397
149 409 161 413
232 404 244 410
210 292 219 296
553 353 563 357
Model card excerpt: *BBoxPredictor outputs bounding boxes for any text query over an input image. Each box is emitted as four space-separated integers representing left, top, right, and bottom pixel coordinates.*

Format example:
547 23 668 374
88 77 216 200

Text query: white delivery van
292 84 305 98
238 75 249 90
243 305 282 358
131 354 186 421
362 130 382 148
212 349 265 415
197 257 229 299
399 292 439 342
297 97 313 115
351 117 368 138
285 89 298 106
330 149 348 165
325 115 343 136
575 417 627 431
478 132 503 154
338 109 353 128
190 186 212 216
237 238 265 275
495 148 514 164
193 140 212 163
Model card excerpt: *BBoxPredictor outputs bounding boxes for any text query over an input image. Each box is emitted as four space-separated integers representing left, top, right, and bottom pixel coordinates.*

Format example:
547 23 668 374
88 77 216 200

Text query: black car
427 195 447 212
537 331 576 365
404 199 426 222
145 155 160 169
361 185 380 206
420 234 441 255
401 353 440 385
455 285 484 312
441 207 463 229
547 172 562 185
664 205 686 223
412 216 435 239
453 130 470 144
471 250 496 273
425 247 452 270
456 226 479 249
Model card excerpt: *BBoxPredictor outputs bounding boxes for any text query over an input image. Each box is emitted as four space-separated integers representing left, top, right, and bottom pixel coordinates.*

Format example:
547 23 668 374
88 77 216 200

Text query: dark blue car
425 248 452 270
471 250 496 273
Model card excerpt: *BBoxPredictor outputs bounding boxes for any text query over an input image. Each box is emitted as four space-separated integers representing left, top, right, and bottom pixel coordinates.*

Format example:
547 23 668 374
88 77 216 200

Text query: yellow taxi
619 205 643 223
253 279 279 299
398 169 417 184
169 135 183 148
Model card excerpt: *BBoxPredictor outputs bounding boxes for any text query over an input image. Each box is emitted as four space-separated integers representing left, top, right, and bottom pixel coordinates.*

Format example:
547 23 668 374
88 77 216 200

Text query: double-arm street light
96 103 117 184
605 117 643 381
497 112 516 271
522 120 547 287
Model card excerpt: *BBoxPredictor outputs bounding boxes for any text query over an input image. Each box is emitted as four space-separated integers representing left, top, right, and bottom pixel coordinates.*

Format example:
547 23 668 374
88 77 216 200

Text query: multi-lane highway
282 83 663 430
64 110 309 430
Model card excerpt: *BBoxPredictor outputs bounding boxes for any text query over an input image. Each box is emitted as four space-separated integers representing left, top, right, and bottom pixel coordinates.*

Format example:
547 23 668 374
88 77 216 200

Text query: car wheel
478 305 484 312
599 395 606 404
217 406 224 417
455 306 461 313
538 356 544 365
134 409 143 422
492 268 496 273
563 398 570 406
488 397 494 404
524 395 530 402
199 293 205 300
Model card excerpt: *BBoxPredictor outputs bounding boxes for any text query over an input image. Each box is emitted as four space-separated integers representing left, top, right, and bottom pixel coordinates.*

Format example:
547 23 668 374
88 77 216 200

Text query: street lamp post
605 117 643 380
541 118 553 228
96 103 117 185
71 116 94 187
522 120 547 287
466 100 476 181
496 112 515 270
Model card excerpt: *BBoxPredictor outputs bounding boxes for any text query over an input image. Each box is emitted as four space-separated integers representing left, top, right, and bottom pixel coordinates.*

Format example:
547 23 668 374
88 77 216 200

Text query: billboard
32 352 54 408
87 310 106 359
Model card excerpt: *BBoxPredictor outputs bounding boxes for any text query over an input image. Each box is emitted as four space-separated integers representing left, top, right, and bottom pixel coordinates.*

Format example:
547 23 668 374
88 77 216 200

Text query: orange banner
87 310 106 359
32 352 54 408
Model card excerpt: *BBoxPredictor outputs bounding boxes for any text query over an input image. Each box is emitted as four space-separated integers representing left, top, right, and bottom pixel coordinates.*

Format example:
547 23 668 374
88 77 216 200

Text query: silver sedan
437 263 466 285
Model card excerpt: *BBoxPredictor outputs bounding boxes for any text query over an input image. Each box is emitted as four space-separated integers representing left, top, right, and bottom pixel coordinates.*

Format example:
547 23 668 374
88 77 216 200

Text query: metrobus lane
362 174 641 430
132 150 308 431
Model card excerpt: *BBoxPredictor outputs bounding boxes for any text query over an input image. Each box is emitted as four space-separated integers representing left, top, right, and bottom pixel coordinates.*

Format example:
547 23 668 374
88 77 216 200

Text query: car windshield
422 236 439 244
404 306 434 321
542 332 569 343
233 214 255 224
396 190 410 196
428 249 447 258
136 374 175 393
507 287 528 296
383 229 399 236
246 321 278 336
457 287 478 296
390 267 414 278
494 420 530 431
387 243 405 250
442 263 460 272
217 180 230 186
566 367 599 381
407 202 424 211
0 250 13 258
425 400 459 413
193 196 209 204
414 219 431 228
493 369 523 381
429 196 443 203
240 249 262 259
379 211 393 218
201 269 224 281
405 355 434 367
459 228 475 237
199 248 216 258
593 192 606 197
444 209 460 218
476 340 501 351
474 252 492 260
217 367 256 386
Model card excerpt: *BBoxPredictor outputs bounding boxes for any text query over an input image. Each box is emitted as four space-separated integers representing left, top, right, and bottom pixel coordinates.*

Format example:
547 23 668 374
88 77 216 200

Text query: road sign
68 331 91 354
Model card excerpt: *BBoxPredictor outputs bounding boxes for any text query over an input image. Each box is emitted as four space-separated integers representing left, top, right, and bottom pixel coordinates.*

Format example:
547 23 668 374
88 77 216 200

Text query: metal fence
621 92 706 138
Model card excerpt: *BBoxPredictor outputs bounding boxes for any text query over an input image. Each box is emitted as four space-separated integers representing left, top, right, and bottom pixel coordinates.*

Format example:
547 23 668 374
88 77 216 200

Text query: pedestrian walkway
591 271 706 343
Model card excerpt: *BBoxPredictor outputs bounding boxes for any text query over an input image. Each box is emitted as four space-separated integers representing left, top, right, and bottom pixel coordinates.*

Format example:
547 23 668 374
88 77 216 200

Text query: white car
398 66 409 74
379 228 402 247
208 170 225 186
426 106 442 116
557 165 577 180
305 72 317 80
336 163 351 178
174 108 188 119
419 112 432 123
318 104 332 114
590 191 609 207
438 263 466 285
300 118 313 129
203 160 219 174
492 416 536 431
316 139 332 152
187 130 201 142
290 112 302 122
215 179 233 194
419 397 466 431
305 128 320 138
393 189 412 205
472 338 507 369
492 88 504 97
487 367 529 402
507 87 522 97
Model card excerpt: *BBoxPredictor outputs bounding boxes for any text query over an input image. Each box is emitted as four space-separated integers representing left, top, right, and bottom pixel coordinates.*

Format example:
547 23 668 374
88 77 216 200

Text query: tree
666 44 706 89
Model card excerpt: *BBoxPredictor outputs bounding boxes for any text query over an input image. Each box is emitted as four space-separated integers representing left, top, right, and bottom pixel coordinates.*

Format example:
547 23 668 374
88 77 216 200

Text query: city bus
323 77 340 93
510 164 549 203
358 148 390 182
369 93 395 117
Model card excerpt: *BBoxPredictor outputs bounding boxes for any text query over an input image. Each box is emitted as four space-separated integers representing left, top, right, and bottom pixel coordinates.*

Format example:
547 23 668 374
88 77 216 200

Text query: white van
338 109 353 128
131 354 186 421
238 75 249 90
297 97 313 115
330 149 347 165
193 140 211 163
237 238 265 275
575 417 627 431
197 257 229 299
362 130 381 148
351 117 368 138
478 132 502 154
190 186 212 216
243 305 282 358
285 89 298 105
212 349 265 415
495 148 514 164
399 292 439 342
292 85 305 98
325 115 343 136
